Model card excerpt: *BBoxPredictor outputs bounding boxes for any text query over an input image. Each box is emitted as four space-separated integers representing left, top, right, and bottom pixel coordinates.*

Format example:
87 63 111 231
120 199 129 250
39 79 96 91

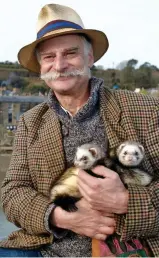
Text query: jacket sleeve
115 107 159 240
44 203 68 238
116 181 159 240
1 115 52 236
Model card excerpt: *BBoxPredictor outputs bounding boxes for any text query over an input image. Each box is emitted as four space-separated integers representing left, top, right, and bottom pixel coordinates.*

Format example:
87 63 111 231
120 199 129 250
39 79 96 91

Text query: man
0 3 159 257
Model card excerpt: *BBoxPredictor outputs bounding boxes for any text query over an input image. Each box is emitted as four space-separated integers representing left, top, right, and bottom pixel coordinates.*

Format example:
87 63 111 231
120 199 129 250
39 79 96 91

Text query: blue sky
0 0 159 69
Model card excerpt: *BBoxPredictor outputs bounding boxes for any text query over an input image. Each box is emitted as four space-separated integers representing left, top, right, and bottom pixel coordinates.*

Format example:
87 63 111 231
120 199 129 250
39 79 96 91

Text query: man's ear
88 48 94 68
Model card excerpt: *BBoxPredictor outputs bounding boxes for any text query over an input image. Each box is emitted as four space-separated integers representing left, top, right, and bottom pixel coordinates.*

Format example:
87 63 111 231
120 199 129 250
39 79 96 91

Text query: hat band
37 20 83 39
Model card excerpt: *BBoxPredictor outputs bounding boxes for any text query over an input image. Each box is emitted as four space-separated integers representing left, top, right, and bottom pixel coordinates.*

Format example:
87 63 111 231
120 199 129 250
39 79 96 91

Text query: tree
111 71 120 88
10 77 29 90
150 65 159 71
91 65 97 71
120 59 138 90
127 59 138 68
26 82 49 95
135 64 155 89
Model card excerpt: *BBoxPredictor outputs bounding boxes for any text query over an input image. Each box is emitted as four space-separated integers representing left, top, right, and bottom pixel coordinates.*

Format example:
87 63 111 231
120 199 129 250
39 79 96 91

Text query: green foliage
26 82 49 94
11 77 29 89
127 59 138 68
0 61 22 69
111 71 120 87
140 88 148 95
0 59 159 93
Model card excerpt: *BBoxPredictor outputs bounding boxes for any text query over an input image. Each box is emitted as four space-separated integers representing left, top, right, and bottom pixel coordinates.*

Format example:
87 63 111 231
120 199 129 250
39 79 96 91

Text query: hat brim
18 29 109 73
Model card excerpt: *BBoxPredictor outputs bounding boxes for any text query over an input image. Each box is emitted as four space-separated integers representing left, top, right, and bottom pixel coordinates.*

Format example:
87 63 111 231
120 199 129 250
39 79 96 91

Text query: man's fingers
99 225 115 235
102 212 115 218
92 165 118 178
78 167 119 187
102 217 116 227
78 182 90 202
94 234 107 241
78 169 100 188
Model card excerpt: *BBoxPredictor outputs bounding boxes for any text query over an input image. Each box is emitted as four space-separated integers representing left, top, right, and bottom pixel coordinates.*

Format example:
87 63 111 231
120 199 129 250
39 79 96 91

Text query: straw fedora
18 3 109 73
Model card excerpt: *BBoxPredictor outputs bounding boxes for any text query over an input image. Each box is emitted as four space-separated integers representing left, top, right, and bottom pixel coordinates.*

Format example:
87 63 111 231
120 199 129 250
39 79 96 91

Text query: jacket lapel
99 87 152 173
38 108 65 180
99 87 139 148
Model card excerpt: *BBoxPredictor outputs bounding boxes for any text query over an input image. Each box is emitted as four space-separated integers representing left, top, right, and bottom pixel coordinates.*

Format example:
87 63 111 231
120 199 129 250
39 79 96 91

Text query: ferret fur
50 143 105 211
50 141 153 212
105 140 153 186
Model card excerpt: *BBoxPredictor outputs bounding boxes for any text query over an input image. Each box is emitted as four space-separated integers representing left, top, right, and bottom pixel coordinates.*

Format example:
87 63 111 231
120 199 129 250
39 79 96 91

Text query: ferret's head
116 141 145 167
74 143 105 170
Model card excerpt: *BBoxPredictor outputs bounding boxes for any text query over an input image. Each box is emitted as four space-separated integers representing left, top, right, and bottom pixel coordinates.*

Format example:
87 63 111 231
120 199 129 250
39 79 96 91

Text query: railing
0 146 13 151
0 96 47 103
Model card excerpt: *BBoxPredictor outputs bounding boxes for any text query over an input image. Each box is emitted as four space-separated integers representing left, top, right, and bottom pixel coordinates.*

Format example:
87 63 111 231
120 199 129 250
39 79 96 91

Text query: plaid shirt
1 82 159 256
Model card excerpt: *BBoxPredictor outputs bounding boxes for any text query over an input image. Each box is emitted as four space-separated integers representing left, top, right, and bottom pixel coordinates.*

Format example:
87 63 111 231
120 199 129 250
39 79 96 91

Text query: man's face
38 34 94 95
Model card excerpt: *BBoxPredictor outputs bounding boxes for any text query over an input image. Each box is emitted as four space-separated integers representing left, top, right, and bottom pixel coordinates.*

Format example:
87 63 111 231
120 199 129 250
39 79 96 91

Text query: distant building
0 96 47 129
134 88 141 93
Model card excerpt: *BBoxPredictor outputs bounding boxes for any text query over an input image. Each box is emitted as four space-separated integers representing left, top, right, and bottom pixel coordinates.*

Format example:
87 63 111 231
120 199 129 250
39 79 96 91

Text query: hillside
0 60 159 94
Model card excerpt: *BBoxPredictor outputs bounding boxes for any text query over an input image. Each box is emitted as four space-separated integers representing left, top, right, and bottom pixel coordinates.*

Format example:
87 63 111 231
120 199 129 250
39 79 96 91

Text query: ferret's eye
82 156 87 161
124 151 127 155
135 151 138 156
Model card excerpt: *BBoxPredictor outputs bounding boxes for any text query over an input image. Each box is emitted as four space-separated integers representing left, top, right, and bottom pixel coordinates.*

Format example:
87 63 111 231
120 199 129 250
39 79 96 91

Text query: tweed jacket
1 85 159 256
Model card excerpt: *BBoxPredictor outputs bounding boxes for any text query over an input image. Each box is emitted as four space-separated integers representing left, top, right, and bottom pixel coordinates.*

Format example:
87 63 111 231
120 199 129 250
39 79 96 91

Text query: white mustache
40 67 91 81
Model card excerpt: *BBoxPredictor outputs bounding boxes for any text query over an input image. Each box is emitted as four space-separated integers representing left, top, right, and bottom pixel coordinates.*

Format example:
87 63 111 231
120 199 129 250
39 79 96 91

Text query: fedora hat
18 3 109 73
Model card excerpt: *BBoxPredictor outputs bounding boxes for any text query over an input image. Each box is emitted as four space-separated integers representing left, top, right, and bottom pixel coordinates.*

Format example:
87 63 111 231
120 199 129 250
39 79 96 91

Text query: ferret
106 140 153 186
50 141 153 212
50 143 105 212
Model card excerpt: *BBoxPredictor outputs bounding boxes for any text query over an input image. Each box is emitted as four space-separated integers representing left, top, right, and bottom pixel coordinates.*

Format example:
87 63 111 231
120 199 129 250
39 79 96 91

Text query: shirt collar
60 105 73 118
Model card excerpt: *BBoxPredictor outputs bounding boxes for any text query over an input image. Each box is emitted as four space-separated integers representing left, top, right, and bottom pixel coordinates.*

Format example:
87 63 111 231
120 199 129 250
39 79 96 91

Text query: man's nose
54 55 68 72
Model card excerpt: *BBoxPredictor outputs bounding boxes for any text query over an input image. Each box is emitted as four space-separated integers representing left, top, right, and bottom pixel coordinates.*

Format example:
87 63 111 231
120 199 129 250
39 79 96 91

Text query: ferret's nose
74 161 78 167
127 156 133 161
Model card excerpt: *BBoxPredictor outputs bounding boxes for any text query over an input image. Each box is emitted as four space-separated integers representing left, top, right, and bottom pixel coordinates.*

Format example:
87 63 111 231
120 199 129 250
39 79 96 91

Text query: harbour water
0 209 17 240
0 154 17 240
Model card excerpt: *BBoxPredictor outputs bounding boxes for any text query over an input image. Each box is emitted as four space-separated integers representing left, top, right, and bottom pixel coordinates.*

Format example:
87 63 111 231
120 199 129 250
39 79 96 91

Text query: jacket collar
99 86 124 148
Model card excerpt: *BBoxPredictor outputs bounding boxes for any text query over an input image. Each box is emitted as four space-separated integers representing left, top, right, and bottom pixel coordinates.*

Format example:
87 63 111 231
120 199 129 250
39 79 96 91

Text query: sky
0 0 159 69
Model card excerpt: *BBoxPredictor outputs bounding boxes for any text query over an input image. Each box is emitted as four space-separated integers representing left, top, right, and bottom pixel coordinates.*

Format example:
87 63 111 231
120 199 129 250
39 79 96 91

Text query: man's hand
51 198 116 240
77 166 129 214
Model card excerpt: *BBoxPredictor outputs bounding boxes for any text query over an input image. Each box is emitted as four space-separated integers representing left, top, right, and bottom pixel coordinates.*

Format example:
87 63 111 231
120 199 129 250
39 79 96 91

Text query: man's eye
45 56 53 59
66 52 76 56
42 55 55 62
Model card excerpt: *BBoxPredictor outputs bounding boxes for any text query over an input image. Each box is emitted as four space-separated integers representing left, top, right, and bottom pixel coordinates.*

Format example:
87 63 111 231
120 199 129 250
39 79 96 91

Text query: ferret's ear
109 148 116 158
89 148 97 157
118 143 126 152
138 144 145 154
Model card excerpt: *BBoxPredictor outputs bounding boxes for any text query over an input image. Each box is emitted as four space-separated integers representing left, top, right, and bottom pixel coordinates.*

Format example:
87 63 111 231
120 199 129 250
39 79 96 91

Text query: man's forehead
37 34 83 52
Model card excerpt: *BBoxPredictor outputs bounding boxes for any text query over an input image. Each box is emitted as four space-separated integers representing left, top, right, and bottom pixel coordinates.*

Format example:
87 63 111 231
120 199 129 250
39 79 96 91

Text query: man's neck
54 87 90 116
